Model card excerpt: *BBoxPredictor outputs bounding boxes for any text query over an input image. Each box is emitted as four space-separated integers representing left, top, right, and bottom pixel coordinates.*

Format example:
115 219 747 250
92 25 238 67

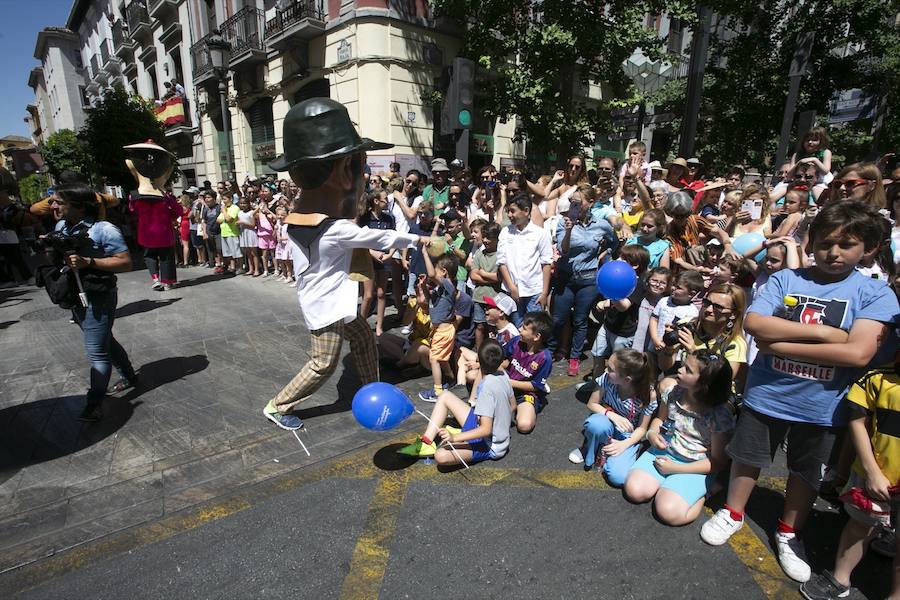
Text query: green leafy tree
79 86 169 188
17 174 51 204
41 129 91 181
649 0 900 173
431 0 694 166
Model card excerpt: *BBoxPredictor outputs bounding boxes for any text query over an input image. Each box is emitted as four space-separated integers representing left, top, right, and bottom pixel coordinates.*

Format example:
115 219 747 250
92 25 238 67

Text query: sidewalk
0 267 426 573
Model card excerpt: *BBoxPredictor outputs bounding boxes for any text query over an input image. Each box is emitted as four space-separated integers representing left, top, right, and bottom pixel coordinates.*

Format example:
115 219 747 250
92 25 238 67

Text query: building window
247 98 276 172
73 51 84 69
667 18 684 54
79 86 91 108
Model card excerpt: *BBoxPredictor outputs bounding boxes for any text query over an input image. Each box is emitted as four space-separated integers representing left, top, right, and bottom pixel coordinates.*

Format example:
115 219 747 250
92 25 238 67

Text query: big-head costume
124 140 181 286
264 99 421 422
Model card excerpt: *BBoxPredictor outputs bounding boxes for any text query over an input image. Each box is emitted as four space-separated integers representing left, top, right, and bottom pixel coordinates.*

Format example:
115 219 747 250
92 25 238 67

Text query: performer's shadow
0 354 209 486
291 353 359 420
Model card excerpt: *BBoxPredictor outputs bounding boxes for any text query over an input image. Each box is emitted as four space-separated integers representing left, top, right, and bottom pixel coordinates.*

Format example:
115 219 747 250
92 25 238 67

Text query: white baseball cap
483 292 516 316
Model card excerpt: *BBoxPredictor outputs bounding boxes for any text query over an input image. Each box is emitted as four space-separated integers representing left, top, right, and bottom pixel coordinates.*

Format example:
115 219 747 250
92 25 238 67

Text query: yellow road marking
338 473 410 600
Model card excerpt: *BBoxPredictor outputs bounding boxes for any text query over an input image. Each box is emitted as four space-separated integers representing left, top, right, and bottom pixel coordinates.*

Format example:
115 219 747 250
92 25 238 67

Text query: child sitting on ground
568 348 656 487
800 362 900 600
624 353 735 526
456 292 519 403
398 340 514 466
503 311 554 434
418 251 460 402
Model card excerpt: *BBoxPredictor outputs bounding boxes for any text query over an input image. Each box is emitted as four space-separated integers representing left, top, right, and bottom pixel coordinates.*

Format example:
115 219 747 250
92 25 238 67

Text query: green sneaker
397 439 437 457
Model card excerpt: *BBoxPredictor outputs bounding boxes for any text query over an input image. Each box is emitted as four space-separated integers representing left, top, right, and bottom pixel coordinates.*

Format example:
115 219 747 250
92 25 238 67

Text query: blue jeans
582 413 641 487
511 294 542 327
73 290 135 404
550 275 598 358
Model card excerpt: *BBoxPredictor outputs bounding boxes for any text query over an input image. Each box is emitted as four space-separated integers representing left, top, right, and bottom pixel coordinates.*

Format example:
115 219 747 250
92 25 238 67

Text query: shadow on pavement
373 443 418 471
116 298 181 319
0 355 209 486
175 274 230 289
0 320 17 329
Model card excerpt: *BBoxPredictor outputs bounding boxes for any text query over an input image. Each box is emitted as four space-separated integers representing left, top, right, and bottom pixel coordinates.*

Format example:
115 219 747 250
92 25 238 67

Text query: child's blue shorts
461 408 498 463
628 447 715 506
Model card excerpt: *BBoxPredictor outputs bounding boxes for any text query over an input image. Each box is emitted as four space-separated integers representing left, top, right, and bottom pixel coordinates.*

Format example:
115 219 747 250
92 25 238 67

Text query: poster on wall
395 154 432 178
366 155 394 176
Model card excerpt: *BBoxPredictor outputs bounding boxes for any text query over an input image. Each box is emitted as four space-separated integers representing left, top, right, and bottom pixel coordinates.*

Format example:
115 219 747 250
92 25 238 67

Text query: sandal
108 377 137 394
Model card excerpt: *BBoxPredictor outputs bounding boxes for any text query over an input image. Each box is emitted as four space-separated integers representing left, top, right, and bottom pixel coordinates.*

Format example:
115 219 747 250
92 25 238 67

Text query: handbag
35 264 77 309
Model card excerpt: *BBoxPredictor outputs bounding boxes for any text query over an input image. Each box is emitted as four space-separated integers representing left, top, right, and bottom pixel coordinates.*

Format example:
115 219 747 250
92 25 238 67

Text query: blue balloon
596 259 637 301
731 232 766 262
352 382 415 431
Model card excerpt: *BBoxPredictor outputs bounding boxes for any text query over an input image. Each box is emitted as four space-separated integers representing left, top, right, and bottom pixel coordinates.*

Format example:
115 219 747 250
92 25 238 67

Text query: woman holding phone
549 184 618 372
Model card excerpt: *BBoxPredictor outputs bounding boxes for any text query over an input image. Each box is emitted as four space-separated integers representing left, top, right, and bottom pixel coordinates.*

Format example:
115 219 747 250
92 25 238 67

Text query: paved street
0 268 893 599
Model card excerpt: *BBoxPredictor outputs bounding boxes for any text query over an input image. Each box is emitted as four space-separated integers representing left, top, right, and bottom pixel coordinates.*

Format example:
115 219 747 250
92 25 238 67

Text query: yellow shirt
846 367 900 485
691 333 748 364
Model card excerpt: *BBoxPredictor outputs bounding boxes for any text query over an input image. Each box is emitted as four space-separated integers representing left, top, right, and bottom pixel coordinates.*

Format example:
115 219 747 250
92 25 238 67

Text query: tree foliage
431 0 695 165
42 129 91 182
17 174 51 204
79 86 168 188
649 0 900 173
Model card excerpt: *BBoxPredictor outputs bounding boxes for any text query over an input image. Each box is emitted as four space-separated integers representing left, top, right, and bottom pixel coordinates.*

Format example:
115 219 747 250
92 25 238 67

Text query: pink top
129 191 181 248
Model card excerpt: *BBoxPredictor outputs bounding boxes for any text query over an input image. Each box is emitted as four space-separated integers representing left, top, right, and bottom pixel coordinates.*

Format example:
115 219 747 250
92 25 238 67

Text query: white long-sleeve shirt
290 219 418 330
495 221 553 297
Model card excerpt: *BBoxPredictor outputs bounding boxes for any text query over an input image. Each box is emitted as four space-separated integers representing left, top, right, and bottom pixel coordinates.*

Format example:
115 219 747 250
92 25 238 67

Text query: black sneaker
78 402 103 423
800 571 850 600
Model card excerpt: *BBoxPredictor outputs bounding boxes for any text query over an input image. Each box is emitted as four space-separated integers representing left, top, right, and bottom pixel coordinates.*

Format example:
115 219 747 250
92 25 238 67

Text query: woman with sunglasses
829 162 887 209
665 283 748 394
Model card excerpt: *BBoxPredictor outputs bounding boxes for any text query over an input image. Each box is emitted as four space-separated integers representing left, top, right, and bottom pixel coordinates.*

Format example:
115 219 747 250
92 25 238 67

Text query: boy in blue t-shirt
700 201 899 584
503 311 554 433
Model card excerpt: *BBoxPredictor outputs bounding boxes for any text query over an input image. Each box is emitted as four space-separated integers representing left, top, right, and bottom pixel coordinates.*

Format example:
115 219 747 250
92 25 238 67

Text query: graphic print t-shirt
503 336 552 404
744 268 899 425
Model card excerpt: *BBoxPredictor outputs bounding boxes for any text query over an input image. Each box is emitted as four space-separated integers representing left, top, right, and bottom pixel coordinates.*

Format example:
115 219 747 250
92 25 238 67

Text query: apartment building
66 0 205 188
26 27 89 146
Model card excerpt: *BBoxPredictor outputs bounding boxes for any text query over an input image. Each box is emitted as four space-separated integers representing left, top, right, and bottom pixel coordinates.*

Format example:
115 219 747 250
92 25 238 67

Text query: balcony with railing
148 0 179 20
264 0 325 50
190 32 219 86
221 6 267 69
112 19 136 58
100 38 122 73
126 1 153 40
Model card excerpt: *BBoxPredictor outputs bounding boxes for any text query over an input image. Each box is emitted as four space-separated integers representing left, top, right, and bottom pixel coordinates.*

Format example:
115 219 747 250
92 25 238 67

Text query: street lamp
623 50 673 142
207 30 234 181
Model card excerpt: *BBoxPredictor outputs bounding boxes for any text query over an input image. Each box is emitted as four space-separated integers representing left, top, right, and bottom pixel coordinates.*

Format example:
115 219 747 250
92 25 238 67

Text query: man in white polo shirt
496 193 553 327
261 98 431 431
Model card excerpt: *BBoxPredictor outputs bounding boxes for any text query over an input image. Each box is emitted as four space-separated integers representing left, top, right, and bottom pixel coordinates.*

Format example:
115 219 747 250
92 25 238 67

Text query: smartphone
742 199 762 220
568 202 582 221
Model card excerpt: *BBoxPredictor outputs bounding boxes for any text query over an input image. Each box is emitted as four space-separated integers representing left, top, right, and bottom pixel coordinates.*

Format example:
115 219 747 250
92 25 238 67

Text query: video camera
36 224 93 263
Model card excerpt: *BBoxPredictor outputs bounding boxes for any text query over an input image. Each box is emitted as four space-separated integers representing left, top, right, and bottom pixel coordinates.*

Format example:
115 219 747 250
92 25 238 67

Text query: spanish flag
155 97 185 126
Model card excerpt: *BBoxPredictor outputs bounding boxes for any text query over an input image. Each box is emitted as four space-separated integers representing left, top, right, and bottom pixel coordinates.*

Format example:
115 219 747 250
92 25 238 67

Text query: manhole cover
19 307 70 322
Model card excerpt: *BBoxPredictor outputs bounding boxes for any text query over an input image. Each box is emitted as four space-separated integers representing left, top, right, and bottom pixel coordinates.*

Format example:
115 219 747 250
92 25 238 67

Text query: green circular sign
457 109 472 128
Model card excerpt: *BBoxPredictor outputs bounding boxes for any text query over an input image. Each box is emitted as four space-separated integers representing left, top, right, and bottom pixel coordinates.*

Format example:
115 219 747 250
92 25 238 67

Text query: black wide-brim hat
269 98 393 172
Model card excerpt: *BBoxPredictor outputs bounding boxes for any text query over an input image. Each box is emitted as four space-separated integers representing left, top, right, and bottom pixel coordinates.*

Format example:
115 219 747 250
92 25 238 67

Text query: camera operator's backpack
34 265 77 309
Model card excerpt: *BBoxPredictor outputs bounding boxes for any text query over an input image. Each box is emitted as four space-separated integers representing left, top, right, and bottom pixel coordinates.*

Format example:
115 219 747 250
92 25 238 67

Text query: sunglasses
597 167 613 173
795 173 816 180
702 298 732 313
838 178 869 190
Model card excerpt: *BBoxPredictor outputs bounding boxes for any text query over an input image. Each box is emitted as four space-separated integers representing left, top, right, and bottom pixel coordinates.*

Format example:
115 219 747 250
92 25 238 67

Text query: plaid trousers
271 315 379 414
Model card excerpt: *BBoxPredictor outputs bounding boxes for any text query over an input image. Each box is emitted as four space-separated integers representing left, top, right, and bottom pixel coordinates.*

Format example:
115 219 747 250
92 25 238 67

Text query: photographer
662 282 748 393
49 184 137 422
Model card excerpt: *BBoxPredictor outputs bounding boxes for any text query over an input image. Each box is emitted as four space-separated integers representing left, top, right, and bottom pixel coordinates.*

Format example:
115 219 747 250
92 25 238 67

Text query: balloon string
292 428 310 457
414 408 470 470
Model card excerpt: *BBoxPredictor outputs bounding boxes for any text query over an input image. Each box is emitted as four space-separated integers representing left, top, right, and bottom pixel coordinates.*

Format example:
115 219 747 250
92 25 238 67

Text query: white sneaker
776 531 811 582
568 448 584 464
400 325 412 336
700 508 744 546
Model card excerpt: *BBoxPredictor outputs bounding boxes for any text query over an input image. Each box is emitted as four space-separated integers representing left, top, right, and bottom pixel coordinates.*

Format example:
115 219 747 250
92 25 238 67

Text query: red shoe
567 359 580 377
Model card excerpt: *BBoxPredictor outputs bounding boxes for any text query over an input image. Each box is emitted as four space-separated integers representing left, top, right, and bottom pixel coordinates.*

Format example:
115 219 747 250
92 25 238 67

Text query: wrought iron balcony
190 32 219 85
264 0 325 50
113 19 136 57
148 0 179 20
221 6 267 69
126 1 153 40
